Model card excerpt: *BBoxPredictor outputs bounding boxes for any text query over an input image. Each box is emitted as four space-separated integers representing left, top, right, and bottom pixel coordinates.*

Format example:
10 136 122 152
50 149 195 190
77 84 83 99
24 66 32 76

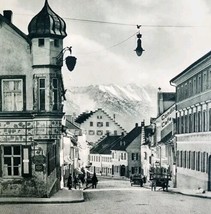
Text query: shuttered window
1 145 31 177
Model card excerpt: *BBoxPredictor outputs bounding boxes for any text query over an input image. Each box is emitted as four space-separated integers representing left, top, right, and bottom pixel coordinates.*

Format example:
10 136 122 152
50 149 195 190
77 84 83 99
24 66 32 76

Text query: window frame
39 78 46 111
38 38 45 47
0 76 26 112
3 145 22 177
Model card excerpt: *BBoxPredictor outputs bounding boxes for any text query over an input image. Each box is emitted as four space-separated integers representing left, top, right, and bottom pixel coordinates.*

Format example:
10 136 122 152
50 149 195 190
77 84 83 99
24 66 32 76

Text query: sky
1 0 211 91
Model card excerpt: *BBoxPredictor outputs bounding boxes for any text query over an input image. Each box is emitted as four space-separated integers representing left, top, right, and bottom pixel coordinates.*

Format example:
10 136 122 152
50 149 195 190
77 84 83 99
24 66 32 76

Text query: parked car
130 174 143 187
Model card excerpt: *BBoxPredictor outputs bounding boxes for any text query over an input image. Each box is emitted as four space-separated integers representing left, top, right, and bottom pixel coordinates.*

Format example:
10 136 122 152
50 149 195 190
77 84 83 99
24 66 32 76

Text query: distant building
0 1 68 197
150 90 176 186
75 108 127 145
170 50 211 191
89 134 122 175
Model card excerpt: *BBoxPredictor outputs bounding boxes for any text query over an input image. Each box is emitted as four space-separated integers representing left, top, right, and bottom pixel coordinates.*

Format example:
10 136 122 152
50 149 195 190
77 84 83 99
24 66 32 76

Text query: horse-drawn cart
149 166 171 191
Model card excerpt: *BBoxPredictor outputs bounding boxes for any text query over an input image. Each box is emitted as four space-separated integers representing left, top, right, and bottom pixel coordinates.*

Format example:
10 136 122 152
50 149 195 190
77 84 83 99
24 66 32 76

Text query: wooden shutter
22 146 32 177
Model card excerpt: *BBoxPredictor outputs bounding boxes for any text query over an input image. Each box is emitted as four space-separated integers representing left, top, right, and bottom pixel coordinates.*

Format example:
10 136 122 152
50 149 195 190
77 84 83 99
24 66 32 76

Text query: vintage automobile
130 174 143 187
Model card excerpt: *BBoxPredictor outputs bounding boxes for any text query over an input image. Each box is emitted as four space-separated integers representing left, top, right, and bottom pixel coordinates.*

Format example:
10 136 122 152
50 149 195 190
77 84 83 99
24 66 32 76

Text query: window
194 112 196 132
121 153 123 160
54 39 59 47
90 122 93 127
88 130 95 135
189 113 192 133
198 111 201 132
191 151 196 170
197 75 201 93
2 79 23 111
193 77 196 94
132 153 138 161
52 79 58 110
202 152 206 172
3 145 21 176
131 167 138 174
106 122 109 127
124 153 126 160
203 110 206 132
189 80 192 97
38 38 45 47
97 130 103 135
97 122 103 127
1 145 31 178
39 79 46 111
114 130 117 135
144 152 147 160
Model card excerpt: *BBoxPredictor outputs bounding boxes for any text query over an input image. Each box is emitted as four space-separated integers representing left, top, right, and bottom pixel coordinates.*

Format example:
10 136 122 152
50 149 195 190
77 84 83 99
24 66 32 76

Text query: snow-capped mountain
64 84 157 131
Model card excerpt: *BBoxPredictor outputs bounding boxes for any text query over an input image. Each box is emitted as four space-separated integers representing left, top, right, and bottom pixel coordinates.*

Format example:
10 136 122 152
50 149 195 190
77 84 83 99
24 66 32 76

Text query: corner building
170 50 211 191
0 0 67 197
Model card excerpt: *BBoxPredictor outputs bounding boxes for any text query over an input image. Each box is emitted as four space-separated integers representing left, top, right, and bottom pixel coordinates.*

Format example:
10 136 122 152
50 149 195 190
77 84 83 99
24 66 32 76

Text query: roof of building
0 13 30 44
75 108 126 133
75 111 95 124
90 135 122 154
170 50 211 84
28 0 67 38
65 115 80 130
111 125 142 151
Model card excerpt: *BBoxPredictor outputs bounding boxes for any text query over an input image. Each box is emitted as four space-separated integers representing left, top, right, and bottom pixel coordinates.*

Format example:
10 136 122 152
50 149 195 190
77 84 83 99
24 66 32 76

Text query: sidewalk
168 187 211 199
0 188 84 204
143 182 211 199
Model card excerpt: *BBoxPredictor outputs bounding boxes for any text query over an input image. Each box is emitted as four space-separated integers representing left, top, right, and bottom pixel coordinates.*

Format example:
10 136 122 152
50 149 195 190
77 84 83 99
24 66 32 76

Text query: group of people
67 171 98 190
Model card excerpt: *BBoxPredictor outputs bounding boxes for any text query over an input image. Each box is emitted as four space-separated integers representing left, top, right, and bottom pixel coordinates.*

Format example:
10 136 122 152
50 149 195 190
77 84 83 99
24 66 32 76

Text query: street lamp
56 46 77 71
134 25 145 57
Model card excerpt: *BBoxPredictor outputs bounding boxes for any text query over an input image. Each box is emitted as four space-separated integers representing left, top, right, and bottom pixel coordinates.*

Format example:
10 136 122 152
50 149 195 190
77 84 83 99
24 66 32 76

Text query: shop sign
161 105 175 129
32 155 46 164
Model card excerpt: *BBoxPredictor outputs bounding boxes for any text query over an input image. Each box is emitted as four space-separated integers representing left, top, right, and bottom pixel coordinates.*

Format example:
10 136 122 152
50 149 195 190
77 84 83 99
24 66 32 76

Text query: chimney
141 120 145 127
3 10 13 23
135 123 138 127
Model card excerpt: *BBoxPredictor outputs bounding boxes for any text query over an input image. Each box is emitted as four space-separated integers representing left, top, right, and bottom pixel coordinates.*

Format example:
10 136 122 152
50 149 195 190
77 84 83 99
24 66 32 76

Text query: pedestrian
67 174 72 190
151 178 156 191
92 173 98 189
73 174 78 189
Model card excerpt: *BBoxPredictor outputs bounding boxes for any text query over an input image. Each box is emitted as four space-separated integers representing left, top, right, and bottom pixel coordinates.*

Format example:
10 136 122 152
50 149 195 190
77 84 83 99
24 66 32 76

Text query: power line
14 13 205 28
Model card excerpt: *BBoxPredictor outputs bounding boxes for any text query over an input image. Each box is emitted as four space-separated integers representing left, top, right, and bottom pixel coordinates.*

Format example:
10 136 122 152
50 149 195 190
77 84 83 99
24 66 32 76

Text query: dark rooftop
90 135 122 154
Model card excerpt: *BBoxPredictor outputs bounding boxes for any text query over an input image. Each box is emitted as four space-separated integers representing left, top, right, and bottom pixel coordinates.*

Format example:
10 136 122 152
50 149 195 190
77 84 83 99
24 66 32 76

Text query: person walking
92 173 98 189
67 174 72 190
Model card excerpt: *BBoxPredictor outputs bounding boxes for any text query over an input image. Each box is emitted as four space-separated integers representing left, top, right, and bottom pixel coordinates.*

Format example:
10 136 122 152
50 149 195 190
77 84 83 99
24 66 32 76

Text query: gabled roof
170 50 211 84
75 111 94 124
65 115 80 130
111 125 142 151
75 108 126 133
90 135 122 154
0 14 31 44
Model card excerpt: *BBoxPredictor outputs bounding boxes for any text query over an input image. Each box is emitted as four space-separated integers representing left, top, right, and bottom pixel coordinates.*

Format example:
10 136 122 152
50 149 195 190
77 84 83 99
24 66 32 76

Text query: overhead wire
10 13 208 56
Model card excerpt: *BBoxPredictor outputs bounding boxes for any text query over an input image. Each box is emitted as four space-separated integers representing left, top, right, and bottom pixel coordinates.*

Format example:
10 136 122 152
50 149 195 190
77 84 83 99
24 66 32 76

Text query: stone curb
168 190 211 199
0 191 85 204
143 185 211 199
